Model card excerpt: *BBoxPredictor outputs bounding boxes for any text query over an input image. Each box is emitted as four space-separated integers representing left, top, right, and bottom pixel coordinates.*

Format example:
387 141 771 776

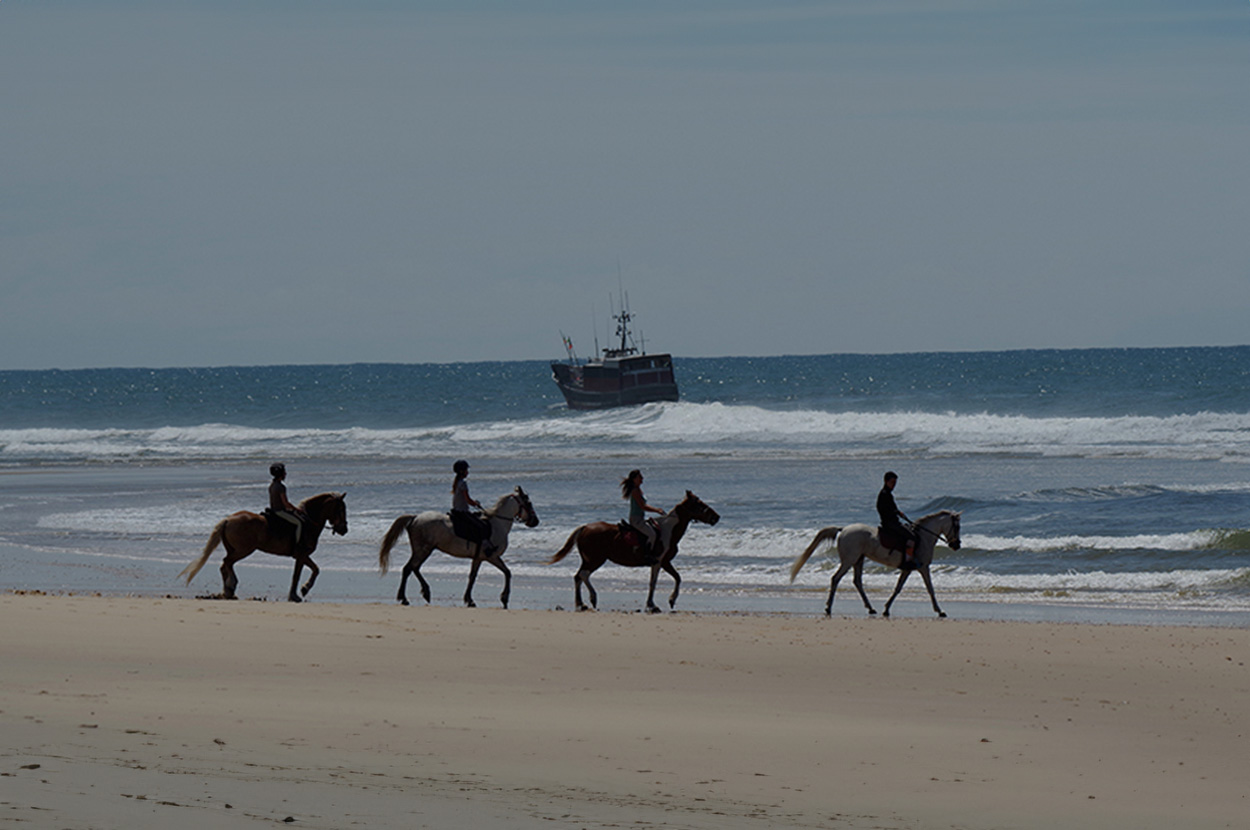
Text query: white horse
789 510 962 618
377 487 539 608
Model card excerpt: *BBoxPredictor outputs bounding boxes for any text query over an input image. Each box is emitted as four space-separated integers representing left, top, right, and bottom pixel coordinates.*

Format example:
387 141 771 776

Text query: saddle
263 508 312 555
450 510 491 545
618 519 663 558
879 524 919 569
263 508 296 539
878 524 912 553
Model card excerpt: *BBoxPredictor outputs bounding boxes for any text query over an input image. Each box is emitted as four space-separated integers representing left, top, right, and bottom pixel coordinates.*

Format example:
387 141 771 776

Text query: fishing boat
551 297 679 410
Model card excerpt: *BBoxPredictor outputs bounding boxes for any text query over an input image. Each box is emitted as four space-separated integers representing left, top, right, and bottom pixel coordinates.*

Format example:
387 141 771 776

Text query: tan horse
180 492 348 602
548 491 720 613
789 510 961 618
377 487 539 608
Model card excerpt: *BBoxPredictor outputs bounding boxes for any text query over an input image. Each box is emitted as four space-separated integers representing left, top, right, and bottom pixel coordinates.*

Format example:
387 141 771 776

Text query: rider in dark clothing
268 462 307 553
877 471 917 568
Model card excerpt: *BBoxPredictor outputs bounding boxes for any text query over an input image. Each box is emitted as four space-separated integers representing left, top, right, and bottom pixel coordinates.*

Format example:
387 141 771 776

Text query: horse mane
298 492 344 512
484 491 515 517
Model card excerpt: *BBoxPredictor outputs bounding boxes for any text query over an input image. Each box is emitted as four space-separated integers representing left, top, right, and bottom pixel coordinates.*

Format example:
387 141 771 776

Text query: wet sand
2 594 1247 829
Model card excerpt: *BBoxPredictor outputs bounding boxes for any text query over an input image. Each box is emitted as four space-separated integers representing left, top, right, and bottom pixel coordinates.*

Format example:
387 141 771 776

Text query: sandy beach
2 594 1246 829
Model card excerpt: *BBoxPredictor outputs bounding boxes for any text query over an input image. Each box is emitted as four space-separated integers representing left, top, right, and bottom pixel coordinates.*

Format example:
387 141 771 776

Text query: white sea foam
6 403 1250 463
963 531 1219 553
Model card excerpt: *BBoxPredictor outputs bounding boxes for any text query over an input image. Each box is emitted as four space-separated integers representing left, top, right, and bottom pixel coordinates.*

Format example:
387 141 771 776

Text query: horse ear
339 492 347 500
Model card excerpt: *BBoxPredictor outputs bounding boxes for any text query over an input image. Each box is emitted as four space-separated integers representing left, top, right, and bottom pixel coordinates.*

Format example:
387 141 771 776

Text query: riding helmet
270 462 286 477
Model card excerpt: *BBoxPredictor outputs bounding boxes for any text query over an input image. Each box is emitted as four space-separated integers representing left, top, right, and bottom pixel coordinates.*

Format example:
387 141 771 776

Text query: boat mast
604 288 638 359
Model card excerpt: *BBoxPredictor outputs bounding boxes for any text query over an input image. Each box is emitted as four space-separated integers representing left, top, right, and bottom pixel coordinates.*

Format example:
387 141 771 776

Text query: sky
3 1 1248 370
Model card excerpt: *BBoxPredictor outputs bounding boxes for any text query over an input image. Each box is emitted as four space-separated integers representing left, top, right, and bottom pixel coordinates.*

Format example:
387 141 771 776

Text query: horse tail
547 525 584 564
181 519 226 585
378 515 414 574
790 526 842 583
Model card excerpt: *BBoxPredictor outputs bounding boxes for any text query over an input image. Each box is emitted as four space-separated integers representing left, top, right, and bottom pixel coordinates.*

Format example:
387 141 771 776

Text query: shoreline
5 541 1250 629
4 594 1248 829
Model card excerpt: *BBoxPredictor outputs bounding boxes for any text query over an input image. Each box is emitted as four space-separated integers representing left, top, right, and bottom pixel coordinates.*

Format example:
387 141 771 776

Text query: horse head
491 488 540 528
319 492 349 536
514 486 540 528
918 509 960 551
677 490 720 526
945 511 961 550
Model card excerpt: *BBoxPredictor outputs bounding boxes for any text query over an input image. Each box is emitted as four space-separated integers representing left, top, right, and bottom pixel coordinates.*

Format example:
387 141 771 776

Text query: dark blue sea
3 347 1249 623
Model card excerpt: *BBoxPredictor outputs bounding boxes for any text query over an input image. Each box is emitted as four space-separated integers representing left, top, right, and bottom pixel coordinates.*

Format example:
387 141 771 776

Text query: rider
450 460 495 556
622 469 666 562
877 471 918 569
268 463 306 551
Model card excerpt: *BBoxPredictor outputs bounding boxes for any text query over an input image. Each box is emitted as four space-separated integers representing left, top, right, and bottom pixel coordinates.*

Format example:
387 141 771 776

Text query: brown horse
548 490 720 613
179 492 348 602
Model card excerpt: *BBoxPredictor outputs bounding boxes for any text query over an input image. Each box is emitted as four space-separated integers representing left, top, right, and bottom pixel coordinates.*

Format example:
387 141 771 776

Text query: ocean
3 347 1249 625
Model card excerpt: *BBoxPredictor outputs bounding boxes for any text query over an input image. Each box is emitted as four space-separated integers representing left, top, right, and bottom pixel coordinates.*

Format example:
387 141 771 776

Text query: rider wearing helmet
268 463 306 551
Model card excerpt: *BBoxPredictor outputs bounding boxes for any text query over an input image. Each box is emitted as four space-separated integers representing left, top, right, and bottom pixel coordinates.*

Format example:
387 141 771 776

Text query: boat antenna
591 302 600 360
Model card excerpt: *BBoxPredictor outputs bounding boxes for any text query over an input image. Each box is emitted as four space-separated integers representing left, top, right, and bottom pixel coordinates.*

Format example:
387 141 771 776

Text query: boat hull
551 354 679 410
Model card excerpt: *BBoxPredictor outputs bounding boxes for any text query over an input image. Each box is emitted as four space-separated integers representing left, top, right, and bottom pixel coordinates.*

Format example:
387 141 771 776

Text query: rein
909 514 957 544
486 494 527 524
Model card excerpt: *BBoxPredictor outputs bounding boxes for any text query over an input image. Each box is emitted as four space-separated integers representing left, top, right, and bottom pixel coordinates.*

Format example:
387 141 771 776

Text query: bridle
910 512 960 549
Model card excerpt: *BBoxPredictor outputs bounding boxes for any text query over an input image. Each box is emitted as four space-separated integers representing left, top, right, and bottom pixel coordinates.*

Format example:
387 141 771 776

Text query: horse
377 487 539 608
180 492 349 602
548 491 720 613
789 510 962 618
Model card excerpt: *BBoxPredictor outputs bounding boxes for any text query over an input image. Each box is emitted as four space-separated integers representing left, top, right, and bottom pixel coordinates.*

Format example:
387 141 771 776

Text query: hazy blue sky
3 1 1248 369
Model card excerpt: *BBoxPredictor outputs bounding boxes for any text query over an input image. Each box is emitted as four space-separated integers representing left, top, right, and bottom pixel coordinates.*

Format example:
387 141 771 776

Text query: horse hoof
868 609 878 616
400 598 410 606
938 612 947 618
289 595 302 604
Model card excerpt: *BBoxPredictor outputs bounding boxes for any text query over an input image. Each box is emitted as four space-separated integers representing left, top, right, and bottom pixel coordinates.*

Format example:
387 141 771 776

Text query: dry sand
2 594 1246 829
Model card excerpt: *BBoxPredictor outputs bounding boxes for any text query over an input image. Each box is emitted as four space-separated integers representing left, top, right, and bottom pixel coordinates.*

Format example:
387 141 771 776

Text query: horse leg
850 557 877 616
398 545 433 606
296 556 320 599
463 555 483 608
882 569 913 618
302 559 320 597
288 558 306 603
919 567 946 618
645 564 663 614
485 555 512 609
219 547 249 600
574 560 600 611
824 561 854 617
663 561 681 610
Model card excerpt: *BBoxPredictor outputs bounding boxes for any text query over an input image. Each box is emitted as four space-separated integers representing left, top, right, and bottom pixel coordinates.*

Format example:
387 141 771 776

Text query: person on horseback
268 463 307 552
877 471 918 568
622 469 666 562
450 460 495 556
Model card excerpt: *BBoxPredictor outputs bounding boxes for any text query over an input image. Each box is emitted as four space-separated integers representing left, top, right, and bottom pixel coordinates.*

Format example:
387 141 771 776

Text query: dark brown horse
180 492 348 602
548 490 720 613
